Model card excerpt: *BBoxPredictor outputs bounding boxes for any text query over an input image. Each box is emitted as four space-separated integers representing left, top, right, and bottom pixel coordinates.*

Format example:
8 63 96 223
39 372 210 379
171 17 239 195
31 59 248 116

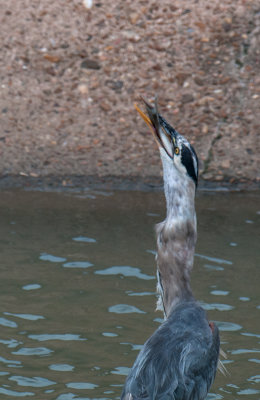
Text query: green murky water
0 189 259 399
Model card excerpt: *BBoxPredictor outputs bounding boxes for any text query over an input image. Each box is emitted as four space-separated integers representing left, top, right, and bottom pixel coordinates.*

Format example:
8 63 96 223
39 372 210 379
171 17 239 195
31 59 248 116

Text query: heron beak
134 98 173 159
134 103 153 130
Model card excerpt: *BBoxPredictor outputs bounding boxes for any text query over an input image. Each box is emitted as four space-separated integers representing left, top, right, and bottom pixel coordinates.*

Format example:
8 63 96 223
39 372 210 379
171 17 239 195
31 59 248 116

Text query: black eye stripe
180 144 198 185
190 144 199 172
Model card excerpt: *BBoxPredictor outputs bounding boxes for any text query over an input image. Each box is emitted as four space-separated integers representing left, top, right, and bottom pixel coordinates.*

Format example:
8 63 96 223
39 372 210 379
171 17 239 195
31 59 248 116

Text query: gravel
0 0 259 188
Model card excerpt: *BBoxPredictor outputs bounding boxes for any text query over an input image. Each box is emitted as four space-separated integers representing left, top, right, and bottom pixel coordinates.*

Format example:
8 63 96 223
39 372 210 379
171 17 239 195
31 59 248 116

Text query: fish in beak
134 97 178 159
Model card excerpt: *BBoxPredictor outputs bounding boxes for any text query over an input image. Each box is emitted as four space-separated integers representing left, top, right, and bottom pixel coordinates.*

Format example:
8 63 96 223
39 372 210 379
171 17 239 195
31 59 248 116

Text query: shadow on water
0 189 259 399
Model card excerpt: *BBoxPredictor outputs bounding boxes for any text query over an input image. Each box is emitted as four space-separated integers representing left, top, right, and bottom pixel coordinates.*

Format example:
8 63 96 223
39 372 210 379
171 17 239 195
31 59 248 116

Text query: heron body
121 99 220 400
121 301 219 400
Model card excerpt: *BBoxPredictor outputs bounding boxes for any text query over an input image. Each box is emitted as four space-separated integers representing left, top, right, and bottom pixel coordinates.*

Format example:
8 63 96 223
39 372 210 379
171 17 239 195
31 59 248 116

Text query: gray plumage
121 99 220 400
121 302 219 400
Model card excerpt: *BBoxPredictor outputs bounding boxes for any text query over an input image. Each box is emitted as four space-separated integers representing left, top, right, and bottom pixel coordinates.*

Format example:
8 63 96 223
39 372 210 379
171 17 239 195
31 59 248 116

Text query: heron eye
175 147 180 155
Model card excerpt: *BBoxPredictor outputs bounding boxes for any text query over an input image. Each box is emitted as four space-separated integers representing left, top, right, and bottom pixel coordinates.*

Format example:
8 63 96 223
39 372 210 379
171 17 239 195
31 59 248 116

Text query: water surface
0 189 259 399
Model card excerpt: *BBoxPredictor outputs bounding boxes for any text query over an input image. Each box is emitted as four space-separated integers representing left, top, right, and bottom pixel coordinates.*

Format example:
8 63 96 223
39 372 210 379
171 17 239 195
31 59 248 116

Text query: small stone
100 101 111 112
175 72 190 86
221 160 230 169
222 22 231 32
105 80 124 91
129 12 139 24
78 84 88 94
195 22 206 31
181 94 194 104
89 81 99 89
45 67 56 76
81 59 101 70
82 0 92 9
43 54 61 63
99 54 107 61
198 96 215 105
194 77 204 86
224 17 232 24
152 63 162 71
105 45 113 51
202 124 209 135
123 31 141 42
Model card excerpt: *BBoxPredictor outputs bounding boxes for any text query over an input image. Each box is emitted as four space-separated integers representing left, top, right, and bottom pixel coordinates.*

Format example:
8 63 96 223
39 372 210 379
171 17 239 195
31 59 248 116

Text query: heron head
135 98 199 187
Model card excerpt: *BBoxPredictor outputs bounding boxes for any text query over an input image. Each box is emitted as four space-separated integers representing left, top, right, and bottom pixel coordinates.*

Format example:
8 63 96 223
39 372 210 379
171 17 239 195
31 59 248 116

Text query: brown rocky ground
0 0 259 190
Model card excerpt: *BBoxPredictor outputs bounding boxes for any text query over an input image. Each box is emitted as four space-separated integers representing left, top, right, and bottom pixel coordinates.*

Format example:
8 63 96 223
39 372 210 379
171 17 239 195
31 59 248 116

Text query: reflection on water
95 266 154 280
0 189 259 399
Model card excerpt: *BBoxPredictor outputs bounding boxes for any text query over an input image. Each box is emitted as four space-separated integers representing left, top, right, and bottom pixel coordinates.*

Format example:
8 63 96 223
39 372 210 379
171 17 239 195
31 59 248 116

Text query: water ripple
62 261 93 269
195 253 233 265
66 382 98 389
9 375 56 387
56 393 76 400
154 318 164 324
95 266 154 280
0 317 18 328
239 297 250 302
92 189 113 197
4 312 45 321
231 349 260 355
39 253 66 263
102 332 118 337
0 356 22 365
0 387 34 397
215 321 242 332
146 249 157 256
0 338 22 348
204 264 224 271
127 291 155 296
120 342 143 351
210 290 229 296
12 347 53 356
72 236 96 243
241 332 260 339
22 284 41 291
249 358 260 364
108 304 146 314
237 388 260 395
111 366 131 376
28 333 87 341
248 375 260 383
201 303 234 311
56 395 109 400
49 364 74 372
206 394 223 399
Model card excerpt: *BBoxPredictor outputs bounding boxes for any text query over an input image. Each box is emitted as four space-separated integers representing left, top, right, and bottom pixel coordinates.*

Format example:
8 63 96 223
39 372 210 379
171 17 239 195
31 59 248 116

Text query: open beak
134 97 173 159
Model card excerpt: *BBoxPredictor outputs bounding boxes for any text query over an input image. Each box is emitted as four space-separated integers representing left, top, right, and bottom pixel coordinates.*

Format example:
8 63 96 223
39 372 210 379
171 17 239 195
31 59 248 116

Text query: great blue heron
121 98 221 400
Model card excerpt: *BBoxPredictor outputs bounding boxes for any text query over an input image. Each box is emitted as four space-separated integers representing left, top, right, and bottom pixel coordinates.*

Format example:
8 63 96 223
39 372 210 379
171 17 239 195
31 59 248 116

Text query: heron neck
156 158 197 317
162 156 196 222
